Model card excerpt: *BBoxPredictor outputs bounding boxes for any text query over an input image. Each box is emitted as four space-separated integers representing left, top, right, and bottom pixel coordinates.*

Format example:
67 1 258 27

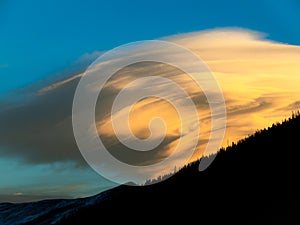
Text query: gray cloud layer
0 77 83 165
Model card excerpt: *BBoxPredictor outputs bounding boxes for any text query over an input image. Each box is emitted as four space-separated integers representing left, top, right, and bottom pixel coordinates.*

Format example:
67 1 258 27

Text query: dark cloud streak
0 77 84 166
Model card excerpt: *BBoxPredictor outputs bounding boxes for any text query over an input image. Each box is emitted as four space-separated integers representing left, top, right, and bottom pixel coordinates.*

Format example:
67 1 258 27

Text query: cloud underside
0 28 300 177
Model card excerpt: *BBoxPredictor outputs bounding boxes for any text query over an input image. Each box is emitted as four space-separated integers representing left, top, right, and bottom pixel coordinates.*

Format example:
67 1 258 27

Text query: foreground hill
1 113 300 224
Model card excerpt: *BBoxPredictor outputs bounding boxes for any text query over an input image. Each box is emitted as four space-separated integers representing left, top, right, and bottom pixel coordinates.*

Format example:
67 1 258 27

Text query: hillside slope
58 113 300 224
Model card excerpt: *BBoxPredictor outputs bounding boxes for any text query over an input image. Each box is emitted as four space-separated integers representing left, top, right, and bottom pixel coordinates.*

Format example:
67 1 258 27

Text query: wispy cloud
169 28 300 146
0 28 299 178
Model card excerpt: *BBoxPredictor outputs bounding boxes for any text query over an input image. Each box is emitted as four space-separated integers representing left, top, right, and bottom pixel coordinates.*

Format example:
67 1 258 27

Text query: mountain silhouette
1 113 300 224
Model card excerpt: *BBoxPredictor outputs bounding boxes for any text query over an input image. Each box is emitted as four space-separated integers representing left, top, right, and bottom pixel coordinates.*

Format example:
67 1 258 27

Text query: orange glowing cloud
1 28 299 181
169 28 300 149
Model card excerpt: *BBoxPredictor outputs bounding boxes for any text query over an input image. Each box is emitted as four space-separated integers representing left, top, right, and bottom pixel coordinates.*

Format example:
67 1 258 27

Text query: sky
1 0 300 94
0 0 300 202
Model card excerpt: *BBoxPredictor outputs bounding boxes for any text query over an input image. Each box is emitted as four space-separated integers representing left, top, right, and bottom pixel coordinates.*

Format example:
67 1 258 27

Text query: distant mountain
1 113 300 225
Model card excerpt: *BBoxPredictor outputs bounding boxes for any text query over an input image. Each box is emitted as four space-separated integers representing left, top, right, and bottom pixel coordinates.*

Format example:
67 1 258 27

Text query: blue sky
1 0 300 94
0 0 300 202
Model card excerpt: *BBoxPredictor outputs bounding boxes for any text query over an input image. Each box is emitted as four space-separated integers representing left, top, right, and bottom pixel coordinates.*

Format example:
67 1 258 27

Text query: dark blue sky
1 0 300 94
